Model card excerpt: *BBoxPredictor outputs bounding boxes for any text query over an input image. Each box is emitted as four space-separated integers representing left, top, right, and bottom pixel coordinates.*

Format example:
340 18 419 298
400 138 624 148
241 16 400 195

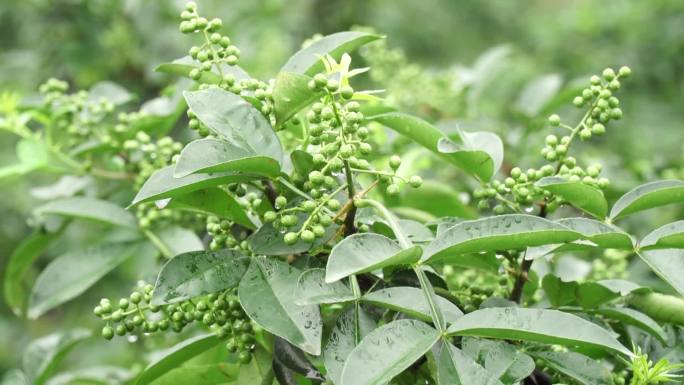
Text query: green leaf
135 334 222 385
530 351 613 385
576 279 649 309
281 31 382 76
22 329 92 385
446 307 631 356
28 242 150 319
370 112 502 181
155 56 250 84
324 306 376 385
34 197 137 229
152 226 204 257
247 219 338 256
184 88 283 162
174 138 281 178
151 249 250 305
424 214 582 262
557 217 634 250
146 364 234 385
542 274 578 307
637 249 684 296
640 220 684 250
239 257 322 355
593 306 667 344
340 319 440 385
272 72 324 126
536 177 608 218
1 370 30 385
290 149 315 176
294 269 356 306
514 74 562 117
609 179 684 220
166 188 255 229
434 341 503 385
461 338 534 384
4 227 64 316
325 233 422 283
274 337 324 381
88 81 133 105
131 165 257 206
362 287 463 324
394 180 476 219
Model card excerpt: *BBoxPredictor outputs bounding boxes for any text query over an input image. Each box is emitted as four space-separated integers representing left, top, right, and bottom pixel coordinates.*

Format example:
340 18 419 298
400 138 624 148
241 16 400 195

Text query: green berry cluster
475 67 630 215
122 132 183 189
95 283 255 363
206 215 249 252
590 249 629 281
445 268 509 313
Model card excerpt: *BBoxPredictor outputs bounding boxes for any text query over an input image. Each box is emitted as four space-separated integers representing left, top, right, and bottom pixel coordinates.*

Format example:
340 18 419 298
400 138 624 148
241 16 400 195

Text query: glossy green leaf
340 319 440 385
247 219 338 256
640 220 684 250
637 248 684 296
531 351 613 385
576 279 649 309
461 338 534 384
131 165 256 206
536 177 608 218
324 306 377 385
610 179 684 220
135 334 222 385
281 31 382 76
152 225 204 257
46 366 133 385
593 307 667 343
274 337 324 381
22 329 92 385
557 217 634 250
362 287 463 324
273 71 324 126
174 138 281 178
4 227 64 316
290 149 315 176
184 88 283 162
239 257 322 355
295 269 356 306
434 341 503 385
151 249 250 305
155 56 250 84
424 214 582 262
394 180 475 219
146 364 234 385
29 241 150 319
166 188 255 229
446 307 631 356
325 233 422 283
542 274 578 307
34 197 137 229
370 112 502 180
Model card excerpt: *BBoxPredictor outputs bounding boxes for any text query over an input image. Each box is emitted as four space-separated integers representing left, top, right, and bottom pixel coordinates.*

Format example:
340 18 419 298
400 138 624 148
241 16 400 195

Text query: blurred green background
1 0 683 374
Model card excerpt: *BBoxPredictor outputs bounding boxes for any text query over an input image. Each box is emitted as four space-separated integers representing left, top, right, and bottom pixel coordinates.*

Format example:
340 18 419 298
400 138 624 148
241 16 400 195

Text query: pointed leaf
340 319 440 385
184 88 283 162
29 242 150 319
166 188 255 229
610 179 684 220
370 112 502 180
557 217 634 250
34 197 137 229
239 257 322 355
174 138 281 178
362 287 463 324
637 249 684 296
131 165 257 206
434 341 503 385
325 233 422 283
22 329 92 385
295 269 356 306
135 334 222 385
446 307 631 356
542 274 578 307
281 31 382 76
424 214 582 262
273 72 324 126
155 56 250 84
531 351 613 385
536 177 608 218
274 338 324 381
151 249 250 305
593 307 667 343
576 279 649 309
324 306 376 385
640 220 684 250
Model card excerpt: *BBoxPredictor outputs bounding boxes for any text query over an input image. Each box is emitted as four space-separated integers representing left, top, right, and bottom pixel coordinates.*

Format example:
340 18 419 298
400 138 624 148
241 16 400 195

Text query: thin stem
144 230 173 258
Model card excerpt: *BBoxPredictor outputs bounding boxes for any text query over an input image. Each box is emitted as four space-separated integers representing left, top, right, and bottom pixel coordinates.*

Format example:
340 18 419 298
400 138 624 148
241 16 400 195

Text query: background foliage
1 0 683 381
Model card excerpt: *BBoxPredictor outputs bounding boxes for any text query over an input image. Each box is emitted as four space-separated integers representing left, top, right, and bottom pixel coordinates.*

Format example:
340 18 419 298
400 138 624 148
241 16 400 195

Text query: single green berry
386 184 400 196
409 175 423 188
548 114 560 126
618 66 631 78
102 326 114 340
301 230 315 243
284 232 299 245
389 155 401 170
